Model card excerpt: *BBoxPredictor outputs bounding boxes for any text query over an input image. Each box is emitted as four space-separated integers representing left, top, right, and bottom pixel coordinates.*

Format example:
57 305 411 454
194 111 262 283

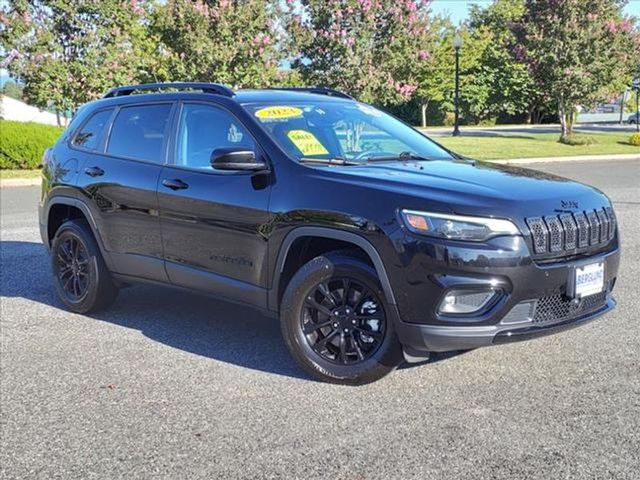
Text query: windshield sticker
287 130 329 156
255 106 303 120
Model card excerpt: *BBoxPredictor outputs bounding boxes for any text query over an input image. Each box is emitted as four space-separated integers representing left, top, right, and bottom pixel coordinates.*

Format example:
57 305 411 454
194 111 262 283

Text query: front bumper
388 229 620 353
397 297 615 353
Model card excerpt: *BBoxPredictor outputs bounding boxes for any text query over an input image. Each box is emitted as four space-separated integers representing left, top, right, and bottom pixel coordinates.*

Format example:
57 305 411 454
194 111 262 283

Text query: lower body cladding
391 236 620 356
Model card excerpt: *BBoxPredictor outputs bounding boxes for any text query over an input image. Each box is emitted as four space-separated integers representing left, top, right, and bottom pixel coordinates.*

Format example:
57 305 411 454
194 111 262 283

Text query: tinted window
72 109 112 150
107 104 172 162
176 104 255 169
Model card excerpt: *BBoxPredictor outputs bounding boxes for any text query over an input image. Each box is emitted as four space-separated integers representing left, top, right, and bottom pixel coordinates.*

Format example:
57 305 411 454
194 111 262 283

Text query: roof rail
103 82 235 98
269 87 355 100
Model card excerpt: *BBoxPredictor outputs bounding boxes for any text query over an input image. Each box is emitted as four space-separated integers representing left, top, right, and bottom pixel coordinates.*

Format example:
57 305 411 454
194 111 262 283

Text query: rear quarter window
71 109 113 151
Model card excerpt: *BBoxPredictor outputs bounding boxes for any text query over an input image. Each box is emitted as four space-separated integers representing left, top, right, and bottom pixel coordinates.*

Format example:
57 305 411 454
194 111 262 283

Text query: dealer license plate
574 262 604 298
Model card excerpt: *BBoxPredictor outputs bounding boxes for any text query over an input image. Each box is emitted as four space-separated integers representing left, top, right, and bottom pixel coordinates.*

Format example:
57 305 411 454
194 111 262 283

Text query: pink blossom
605 19 617 33
618 18 632 32
130 0 144 15
418 50 430 60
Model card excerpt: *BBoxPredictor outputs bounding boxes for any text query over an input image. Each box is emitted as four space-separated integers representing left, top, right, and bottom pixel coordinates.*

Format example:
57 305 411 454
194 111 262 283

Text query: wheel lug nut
351 319 356 325
333 323 339 328
343 328 349 333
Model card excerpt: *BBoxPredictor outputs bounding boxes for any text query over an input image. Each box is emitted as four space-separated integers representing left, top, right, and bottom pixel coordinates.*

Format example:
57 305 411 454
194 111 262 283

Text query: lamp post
633 79 640 133
452 33 463 137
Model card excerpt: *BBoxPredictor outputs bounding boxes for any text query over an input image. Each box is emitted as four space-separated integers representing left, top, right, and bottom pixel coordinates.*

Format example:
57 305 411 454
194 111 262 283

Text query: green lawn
0 169 42 179
435 132 639 160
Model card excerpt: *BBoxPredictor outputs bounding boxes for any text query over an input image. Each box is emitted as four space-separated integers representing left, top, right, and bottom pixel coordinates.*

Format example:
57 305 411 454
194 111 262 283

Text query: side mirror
210 147 267 171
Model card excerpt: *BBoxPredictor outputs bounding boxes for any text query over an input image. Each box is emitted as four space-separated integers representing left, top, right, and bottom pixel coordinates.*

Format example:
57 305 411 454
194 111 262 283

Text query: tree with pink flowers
515 0 636 140
149 0 285 88
285 0 438 107
0 0 157 119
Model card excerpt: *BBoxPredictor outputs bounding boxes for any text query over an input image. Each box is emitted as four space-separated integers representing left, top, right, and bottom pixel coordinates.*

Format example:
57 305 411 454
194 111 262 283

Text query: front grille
533 291 608 325
526 207 616 258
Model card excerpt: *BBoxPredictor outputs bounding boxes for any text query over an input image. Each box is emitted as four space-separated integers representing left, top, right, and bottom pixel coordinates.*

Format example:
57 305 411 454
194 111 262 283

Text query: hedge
0 120 64 169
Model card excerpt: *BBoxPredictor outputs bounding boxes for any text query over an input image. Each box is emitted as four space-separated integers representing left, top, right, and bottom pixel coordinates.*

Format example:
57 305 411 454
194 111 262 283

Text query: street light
633 78 640 133
452 33 463 137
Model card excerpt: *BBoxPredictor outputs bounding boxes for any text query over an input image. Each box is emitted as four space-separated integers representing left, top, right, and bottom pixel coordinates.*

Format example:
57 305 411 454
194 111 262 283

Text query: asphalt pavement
1 160 639 479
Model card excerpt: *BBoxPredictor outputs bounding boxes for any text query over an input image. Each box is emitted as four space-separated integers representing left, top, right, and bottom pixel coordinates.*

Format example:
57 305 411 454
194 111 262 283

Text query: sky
429 0 640 24
429 0 492 24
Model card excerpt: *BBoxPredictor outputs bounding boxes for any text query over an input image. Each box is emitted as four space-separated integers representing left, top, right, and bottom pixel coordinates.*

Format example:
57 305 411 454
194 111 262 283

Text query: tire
50 219 118 313
280 250 403 385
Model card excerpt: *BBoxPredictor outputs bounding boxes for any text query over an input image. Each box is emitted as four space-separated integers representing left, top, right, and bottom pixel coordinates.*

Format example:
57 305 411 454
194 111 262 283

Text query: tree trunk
421 101 429 128
558 99 568 141
56 110 62 127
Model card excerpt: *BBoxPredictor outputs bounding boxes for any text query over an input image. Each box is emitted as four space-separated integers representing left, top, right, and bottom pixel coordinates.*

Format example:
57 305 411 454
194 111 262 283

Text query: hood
325 159 610 219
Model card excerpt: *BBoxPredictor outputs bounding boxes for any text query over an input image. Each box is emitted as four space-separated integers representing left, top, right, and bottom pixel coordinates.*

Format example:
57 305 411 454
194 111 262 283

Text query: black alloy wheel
55 236 90 302
280 250 403 385
50 219 118 313
301 277 386 365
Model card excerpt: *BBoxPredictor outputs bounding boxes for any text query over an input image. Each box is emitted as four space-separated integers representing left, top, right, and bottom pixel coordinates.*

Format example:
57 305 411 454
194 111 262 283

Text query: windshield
242 101 454 163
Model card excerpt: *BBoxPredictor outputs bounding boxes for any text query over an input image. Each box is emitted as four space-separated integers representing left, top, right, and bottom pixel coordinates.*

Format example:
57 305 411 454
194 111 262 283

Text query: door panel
158 102 272 304
158 168 271 290
75 102 174 281
77 155 166 280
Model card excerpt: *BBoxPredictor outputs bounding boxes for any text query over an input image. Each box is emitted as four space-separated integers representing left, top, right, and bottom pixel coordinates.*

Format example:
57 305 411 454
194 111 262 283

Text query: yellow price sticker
287 130 329 156
255 106 303 119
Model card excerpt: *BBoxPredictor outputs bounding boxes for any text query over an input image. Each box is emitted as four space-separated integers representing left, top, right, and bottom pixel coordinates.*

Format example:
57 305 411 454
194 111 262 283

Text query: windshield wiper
365 151 435 163
299 157 360 166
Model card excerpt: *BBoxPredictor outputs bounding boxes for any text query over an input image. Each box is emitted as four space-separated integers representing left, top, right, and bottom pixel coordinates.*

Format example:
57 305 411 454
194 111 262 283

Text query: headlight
400 209 520 241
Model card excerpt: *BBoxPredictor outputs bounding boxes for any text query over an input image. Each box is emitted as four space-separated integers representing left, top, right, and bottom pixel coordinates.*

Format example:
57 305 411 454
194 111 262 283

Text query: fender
44 195 115 271
268 226 397 312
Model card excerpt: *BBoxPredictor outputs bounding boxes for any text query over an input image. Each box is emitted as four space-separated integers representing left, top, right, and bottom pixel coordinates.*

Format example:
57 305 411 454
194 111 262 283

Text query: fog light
438 290 498 314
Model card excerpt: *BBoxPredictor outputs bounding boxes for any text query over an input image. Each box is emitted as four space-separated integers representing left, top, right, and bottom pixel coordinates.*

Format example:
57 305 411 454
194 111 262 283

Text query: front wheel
280 251 402 385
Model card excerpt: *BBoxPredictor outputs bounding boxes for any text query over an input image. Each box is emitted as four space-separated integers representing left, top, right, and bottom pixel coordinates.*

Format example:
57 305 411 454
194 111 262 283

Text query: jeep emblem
560 200 578 209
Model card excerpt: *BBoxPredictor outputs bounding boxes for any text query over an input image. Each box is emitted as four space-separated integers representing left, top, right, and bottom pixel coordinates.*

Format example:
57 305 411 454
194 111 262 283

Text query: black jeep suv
39 82 620 384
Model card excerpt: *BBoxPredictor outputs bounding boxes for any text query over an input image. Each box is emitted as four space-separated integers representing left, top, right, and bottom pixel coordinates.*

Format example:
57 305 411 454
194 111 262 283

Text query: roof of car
100 83 355 105
234 89 353 104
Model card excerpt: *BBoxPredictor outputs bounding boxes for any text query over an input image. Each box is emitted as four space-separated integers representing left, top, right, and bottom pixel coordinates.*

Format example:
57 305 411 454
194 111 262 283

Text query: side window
176 104 255 169
72 109 113 151
106 104 172 163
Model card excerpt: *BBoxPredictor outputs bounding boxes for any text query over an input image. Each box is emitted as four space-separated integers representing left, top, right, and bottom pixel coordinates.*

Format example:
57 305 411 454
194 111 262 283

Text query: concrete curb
492 153 640 164
0 177 43 188
1 153 638 188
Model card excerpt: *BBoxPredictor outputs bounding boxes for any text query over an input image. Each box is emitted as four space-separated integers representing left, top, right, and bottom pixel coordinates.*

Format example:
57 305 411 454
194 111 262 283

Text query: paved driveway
1 160 639 479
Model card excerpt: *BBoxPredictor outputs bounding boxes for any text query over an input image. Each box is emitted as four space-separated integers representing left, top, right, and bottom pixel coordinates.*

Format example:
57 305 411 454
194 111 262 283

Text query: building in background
0 95 68 126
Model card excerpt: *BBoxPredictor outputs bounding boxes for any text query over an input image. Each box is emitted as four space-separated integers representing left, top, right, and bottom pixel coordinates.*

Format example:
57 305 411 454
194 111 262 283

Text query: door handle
162 178 189 190
84 166 104 177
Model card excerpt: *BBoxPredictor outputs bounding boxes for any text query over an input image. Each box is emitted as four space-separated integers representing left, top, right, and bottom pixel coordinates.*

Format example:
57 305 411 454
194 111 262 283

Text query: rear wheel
280 251 402 385
51 219 118 313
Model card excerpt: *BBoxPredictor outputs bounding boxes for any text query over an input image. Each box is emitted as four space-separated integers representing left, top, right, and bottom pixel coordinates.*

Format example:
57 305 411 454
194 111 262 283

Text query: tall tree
285 0 437 107
0 0 157 119
149 0 284 87
515 0 636 140
466 0 543 123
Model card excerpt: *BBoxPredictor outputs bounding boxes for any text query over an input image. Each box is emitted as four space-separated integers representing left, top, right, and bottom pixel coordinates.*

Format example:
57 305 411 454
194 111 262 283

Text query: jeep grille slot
525 217 548 254
526 207 615 258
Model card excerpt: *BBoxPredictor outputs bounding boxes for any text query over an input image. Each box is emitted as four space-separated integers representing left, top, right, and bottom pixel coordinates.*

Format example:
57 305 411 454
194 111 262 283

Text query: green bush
0 120 64 169
629 133 640 146
559 134 595 146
